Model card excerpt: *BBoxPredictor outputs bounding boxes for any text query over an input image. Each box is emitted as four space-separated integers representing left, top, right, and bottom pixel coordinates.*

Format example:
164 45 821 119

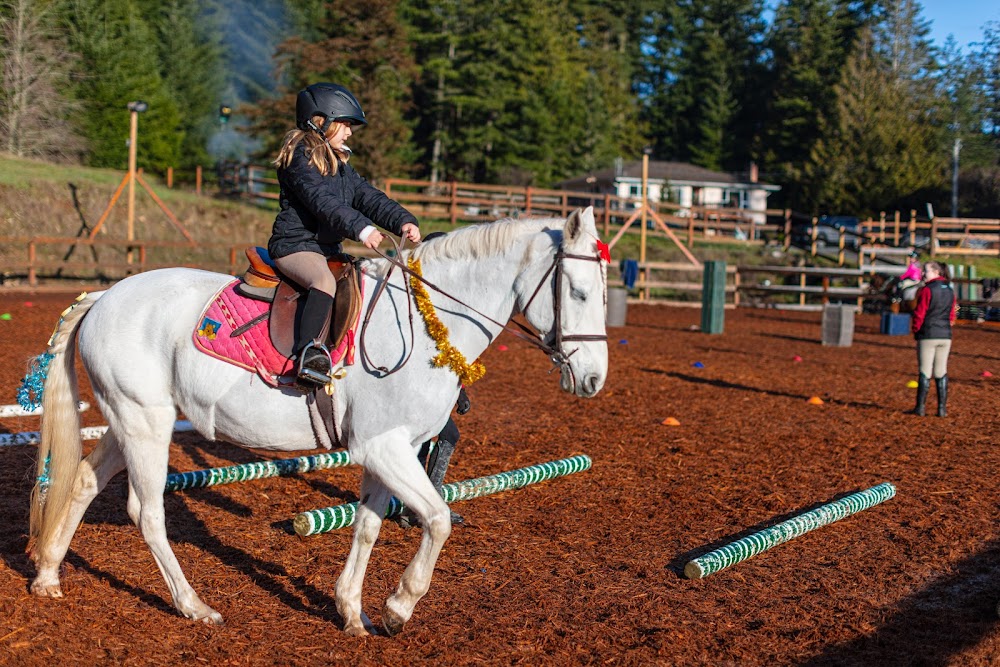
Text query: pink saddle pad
193 280 357 386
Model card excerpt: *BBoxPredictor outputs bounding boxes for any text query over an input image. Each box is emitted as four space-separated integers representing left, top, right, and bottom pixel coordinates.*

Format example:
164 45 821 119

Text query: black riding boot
935 375 948 417
910 374 930 416
295 288 334 385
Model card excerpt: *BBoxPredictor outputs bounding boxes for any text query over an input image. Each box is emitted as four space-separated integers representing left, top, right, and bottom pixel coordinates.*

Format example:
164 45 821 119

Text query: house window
628 185 641 197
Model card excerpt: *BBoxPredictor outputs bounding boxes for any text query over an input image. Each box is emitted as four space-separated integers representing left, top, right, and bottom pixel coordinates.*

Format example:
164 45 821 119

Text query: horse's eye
571 288 587 302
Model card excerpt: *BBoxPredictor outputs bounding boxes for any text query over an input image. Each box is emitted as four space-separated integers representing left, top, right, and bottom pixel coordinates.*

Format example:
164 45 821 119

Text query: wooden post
838 230 845 266
640 154 648 300
688 215 695 247
930 215 938 258
196 165 202 196
799 271 806 306
166 167 173 188
127 108 138 264
733 270 741 307
893 210 900 245
603 193 610 236
28 240 36 287
449 181 458 226
879 212 886 242
783 209 791 250
810 217 818 256
908 210 916 245
821 275 830 304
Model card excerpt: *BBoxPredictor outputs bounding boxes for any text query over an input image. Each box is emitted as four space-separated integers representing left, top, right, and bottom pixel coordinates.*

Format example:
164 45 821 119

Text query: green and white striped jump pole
293 454 592 537
165 450 353 492
684 482 896 579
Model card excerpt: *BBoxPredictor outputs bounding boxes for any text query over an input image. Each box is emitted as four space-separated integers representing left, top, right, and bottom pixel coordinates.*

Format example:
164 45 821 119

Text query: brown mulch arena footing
1 291 998 665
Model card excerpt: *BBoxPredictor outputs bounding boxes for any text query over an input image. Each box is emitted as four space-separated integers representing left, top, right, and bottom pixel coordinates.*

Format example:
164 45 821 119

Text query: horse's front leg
355 427 452 636
335 470 391 636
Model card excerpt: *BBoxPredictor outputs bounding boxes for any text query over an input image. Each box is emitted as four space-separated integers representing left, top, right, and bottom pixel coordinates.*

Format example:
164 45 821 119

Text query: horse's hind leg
31 432 127 598
335 470 392 636
356 427 452 636
119 406 223 625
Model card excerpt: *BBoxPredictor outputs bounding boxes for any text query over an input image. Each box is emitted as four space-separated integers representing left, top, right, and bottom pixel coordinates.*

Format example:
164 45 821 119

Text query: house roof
556 160 779 190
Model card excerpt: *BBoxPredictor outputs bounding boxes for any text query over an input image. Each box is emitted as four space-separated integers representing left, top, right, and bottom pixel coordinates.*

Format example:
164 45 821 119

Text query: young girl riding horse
269 82 421 385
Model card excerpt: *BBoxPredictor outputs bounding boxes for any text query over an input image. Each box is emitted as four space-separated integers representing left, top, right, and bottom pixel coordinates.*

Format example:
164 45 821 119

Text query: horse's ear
565 207 596 243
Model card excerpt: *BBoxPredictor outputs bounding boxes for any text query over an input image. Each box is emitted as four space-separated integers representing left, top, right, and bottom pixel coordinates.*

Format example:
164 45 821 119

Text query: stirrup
297 341 333 386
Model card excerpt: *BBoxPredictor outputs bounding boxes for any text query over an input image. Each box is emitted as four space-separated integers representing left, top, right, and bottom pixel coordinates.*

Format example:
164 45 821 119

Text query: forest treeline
1 0 998 216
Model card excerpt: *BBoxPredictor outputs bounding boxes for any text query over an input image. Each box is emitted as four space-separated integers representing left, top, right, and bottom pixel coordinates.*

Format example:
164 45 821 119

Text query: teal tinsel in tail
17 352 53 412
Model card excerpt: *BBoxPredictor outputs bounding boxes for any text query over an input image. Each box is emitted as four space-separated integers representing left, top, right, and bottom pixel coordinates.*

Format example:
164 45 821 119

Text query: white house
556 160 780 223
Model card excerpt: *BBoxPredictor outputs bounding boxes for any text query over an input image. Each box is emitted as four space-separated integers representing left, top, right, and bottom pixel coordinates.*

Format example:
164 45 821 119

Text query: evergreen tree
250 0 418 181
805 29 945 214
60 0 182 172
138 0 225 171
761 0 853 205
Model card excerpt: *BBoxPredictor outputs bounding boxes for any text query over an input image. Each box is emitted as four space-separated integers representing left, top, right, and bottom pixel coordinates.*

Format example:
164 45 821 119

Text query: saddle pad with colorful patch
192 280 357 385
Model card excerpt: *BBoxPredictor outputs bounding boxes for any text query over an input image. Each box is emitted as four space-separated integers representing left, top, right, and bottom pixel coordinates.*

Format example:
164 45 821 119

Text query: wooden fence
0 236 248 287
235 168 790 245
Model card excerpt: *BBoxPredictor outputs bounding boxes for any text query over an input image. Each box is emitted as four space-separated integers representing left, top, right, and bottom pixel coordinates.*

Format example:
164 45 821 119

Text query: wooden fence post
28 240 37 287
603 194 610 236
908 210 916 246
930 215 938 258
783 209 791 250
449 181 458 226
894 210 900 245
167 167 173 188
196 165 202 196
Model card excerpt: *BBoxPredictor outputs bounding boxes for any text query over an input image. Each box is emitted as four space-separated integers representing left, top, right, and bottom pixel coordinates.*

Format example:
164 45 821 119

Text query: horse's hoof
30 580 63 598
343 623 369 637
198 611 224 625
382 606 406 637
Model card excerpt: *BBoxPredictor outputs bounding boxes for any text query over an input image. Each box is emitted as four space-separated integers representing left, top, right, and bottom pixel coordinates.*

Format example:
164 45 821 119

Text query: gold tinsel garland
408 257 486 385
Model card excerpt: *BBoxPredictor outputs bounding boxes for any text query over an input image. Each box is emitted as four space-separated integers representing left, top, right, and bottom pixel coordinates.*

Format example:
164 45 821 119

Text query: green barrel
701 260 726 334
293 454 593 536
164 451 352 492
684 482 896 579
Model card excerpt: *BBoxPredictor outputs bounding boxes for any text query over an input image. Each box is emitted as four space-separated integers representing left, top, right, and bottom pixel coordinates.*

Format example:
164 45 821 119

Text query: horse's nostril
582 374 599 395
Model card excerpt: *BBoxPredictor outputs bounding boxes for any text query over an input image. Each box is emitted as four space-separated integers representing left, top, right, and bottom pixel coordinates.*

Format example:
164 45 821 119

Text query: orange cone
661 417 681 426
807 396 824 405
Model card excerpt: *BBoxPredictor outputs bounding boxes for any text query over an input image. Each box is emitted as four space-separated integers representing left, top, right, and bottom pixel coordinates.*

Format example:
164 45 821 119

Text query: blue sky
920 0 1000 49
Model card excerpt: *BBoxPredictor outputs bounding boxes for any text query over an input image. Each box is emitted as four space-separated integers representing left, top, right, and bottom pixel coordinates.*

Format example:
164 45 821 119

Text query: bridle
517 249 608 384
360 239 608 385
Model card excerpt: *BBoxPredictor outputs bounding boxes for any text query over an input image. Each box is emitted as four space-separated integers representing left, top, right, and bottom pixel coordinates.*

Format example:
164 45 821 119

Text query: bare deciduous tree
0 0 84 160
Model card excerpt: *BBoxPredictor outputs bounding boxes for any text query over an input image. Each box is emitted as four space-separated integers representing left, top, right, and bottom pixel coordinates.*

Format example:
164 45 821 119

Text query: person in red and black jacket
909 261 957 417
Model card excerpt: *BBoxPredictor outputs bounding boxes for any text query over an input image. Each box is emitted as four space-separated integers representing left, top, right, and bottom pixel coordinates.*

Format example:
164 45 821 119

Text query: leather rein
359 237 608 381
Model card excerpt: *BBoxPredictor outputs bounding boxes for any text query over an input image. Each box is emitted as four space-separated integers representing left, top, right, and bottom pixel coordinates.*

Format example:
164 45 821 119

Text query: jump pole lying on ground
0 401 90 418
293 454 593 537
165 451 352 492
684 482 896 579
0 420 194 447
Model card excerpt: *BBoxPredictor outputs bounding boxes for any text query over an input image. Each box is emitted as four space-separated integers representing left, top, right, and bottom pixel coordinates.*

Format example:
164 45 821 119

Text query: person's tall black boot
935 375 948 417
295 288 334 386
910 374 930 416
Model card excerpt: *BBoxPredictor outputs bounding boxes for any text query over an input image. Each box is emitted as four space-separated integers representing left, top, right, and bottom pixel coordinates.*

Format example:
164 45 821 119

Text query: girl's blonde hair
274 115 348 175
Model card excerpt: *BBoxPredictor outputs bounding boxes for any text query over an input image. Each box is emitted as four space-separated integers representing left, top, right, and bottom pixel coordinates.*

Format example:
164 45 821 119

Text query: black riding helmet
295 83 367 135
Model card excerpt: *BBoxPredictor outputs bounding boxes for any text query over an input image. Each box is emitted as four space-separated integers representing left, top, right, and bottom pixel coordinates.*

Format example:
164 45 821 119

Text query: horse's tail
29 292 102 554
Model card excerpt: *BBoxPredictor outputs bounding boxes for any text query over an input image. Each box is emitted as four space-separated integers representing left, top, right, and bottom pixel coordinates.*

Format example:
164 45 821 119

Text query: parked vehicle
791 215 862 249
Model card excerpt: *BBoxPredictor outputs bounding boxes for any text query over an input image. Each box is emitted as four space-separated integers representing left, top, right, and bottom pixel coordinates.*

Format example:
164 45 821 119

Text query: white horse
28 208 609 635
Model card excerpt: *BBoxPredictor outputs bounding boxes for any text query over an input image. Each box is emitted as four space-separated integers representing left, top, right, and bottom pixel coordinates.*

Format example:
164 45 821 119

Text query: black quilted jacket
268 143 417 259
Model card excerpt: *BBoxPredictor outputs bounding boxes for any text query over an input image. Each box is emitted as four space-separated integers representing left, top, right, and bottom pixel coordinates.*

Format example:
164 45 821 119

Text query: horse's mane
407 217 563 264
